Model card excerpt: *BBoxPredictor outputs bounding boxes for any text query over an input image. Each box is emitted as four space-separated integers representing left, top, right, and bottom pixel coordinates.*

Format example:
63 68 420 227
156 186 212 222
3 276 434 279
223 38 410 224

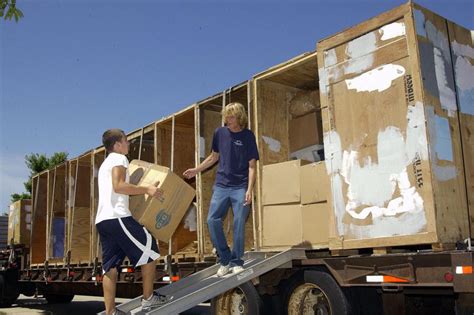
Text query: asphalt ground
0 295 210 315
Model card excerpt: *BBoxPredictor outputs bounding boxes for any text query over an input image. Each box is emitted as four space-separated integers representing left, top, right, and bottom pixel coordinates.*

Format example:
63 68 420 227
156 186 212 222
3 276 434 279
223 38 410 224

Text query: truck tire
0 273 19 308
285 270 351 315
44 294 75 304
210 281 264 315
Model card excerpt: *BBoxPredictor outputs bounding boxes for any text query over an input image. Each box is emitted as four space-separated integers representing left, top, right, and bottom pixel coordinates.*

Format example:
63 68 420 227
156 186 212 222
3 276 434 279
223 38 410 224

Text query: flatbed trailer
2 1 474 314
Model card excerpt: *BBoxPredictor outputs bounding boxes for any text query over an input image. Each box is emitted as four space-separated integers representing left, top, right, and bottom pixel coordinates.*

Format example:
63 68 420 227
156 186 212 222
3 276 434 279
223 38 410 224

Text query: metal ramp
98 249 306 315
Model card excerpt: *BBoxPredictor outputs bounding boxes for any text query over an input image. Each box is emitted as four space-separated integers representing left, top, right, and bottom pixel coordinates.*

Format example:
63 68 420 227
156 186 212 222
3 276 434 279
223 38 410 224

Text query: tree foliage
0 0 24 22
10 152 69 202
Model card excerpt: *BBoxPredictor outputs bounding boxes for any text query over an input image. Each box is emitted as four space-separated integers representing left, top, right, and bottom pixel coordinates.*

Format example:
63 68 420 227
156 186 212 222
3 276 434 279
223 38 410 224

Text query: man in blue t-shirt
183 102 259 277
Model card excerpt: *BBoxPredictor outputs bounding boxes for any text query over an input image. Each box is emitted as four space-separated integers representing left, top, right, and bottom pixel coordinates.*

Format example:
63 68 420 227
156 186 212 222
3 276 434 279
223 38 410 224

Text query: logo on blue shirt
234 140 243 146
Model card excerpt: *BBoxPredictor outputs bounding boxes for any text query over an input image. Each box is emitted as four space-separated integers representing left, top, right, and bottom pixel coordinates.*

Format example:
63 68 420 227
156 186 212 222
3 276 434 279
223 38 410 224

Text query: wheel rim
229 287 248 314
288 283 332 315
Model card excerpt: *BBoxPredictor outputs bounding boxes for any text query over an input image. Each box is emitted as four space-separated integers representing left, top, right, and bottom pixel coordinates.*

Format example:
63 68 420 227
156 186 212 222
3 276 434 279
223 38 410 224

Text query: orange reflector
456 266 473 274
171 276 180 282
383 275 410 283
366 275 409 283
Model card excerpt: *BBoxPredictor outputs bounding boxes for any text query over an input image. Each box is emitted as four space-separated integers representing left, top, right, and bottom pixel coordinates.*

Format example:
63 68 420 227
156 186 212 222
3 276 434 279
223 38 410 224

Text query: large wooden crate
67 152 93 264
195 82 257 258
7 199 32 246
30 171 48 265
154 106 199 258
317 3 471 250
252 52 325 251
46 163 68 263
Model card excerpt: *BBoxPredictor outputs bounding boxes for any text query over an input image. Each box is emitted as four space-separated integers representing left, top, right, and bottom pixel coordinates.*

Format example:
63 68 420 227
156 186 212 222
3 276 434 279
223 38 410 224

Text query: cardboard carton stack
262 159 330 249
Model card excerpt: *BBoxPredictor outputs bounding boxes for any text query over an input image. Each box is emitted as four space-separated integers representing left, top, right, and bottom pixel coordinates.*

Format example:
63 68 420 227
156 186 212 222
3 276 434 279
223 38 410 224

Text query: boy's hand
183 168 198 179
244 190 252 206
146 183 163 199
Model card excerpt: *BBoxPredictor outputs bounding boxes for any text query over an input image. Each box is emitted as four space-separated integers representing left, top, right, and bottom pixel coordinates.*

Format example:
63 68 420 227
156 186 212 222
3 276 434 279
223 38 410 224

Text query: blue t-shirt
212 127 259 188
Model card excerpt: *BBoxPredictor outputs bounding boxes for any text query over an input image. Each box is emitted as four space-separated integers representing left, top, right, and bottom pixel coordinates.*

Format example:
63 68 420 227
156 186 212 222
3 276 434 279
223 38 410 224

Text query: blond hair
222 102 248 128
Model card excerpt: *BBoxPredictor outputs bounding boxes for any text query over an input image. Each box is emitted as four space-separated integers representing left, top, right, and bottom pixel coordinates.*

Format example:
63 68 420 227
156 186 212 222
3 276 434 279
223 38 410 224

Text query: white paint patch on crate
345 64 405 93
261 136 281 153
379 22 406 41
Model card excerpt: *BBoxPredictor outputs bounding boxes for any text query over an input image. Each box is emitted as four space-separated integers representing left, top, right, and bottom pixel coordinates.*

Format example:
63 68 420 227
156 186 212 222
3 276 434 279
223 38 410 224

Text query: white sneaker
216 264 230 277
232 266 244 274
141 292 172 312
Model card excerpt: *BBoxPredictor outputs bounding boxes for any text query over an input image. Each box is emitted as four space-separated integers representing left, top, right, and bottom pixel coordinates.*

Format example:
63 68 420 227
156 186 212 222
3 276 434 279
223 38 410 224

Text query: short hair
222 102 248 128
102 129 126 153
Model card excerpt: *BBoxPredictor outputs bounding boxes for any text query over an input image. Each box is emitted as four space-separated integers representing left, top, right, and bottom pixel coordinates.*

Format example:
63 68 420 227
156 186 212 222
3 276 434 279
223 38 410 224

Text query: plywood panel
70 156 92 264
141 130 155 163
31 174 48 264
447 20 474 237
70 206 91 264
75 164 91 208
47 164 68 260
414 6 469 244
255 80 295 166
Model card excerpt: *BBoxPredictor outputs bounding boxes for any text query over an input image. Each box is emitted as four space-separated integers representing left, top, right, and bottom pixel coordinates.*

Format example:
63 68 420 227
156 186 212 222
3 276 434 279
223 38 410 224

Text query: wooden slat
317 3 410 51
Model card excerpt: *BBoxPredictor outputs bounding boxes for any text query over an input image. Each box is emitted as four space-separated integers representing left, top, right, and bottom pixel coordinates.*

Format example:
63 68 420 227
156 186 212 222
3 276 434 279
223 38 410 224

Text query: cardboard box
262 204 302 247
128 160 196 242
289 111 323 152
302 203 329 246
262 160 309 205
290 144 324 163
300 162 331 205
8 199 32 246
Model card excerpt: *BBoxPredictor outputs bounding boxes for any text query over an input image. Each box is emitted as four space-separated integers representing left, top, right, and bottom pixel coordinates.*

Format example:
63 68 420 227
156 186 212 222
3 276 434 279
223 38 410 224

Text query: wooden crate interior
197 85 256 257
254 53 321 167
31 172 48 264
154 109 199 256
171 109 198 255
253 53 321 250
47 163 68 262
69 155 92 264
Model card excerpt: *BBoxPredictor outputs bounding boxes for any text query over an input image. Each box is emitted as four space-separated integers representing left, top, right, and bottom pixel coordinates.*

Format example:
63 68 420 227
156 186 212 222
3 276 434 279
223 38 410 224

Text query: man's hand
244 190 252 206
146 183 163 199
183 168 198 179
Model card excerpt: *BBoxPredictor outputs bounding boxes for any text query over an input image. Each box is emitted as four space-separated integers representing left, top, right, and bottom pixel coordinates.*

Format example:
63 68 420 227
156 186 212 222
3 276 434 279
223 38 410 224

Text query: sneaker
216 264 230 277
112 309 127 315
141 292 173 312
232 266 244 274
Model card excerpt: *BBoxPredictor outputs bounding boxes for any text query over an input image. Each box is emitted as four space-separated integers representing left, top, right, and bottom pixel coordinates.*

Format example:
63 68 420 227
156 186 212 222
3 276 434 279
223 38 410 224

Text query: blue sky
1 0 473 214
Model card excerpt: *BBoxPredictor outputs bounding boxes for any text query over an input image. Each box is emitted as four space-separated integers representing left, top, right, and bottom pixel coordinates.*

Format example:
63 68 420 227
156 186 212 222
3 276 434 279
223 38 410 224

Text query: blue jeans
207 185 250 267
